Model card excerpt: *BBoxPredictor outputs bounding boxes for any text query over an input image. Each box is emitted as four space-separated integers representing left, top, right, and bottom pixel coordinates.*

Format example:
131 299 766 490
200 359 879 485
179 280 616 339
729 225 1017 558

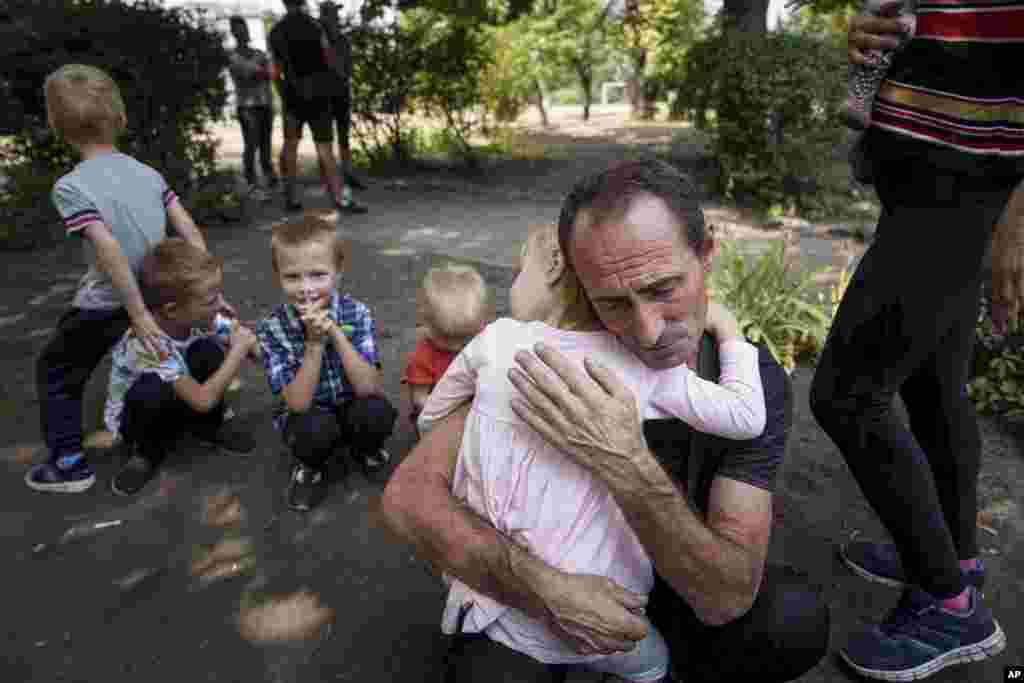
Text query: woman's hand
848 5 908 66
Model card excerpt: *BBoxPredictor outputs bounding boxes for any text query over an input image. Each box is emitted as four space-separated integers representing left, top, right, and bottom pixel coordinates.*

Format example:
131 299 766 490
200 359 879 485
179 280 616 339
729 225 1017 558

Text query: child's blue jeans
36 307 130 460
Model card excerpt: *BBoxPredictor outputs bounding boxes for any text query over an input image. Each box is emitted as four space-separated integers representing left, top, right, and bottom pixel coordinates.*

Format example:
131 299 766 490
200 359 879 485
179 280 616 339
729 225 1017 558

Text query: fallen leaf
1 442 42 465
83 430 118 450
202 491 245 528
237 589 334 642
977 499 1018 531
191 537 252 577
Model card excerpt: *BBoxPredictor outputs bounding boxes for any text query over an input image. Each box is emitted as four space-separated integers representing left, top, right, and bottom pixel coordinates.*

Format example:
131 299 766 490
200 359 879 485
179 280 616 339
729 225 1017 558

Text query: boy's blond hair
44 64 127 146
418 263 492 340
140 238 223 309
270 212 347 273
524 223 598 332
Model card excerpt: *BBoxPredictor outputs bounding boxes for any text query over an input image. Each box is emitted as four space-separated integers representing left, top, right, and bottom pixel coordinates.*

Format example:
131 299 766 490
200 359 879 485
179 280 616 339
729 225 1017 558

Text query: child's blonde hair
524 223 598 332
44 64 127 146
418 263 492 340
270 212 347 274
140 238 223 309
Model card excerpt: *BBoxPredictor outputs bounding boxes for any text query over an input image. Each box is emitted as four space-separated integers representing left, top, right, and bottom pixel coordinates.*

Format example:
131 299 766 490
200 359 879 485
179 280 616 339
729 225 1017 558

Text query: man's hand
531 569 650 656
848 4 907 66
508 343 648 490
991 184 1024 335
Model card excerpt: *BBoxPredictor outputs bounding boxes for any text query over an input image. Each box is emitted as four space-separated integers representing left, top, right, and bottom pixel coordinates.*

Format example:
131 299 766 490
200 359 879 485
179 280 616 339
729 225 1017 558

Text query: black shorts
282 95 334 143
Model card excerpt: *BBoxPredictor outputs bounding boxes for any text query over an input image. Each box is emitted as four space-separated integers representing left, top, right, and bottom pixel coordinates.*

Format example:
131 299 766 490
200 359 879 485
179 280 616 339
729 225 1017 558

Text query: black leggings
810 158 1020 597
283 396 397 469
443 563 829 683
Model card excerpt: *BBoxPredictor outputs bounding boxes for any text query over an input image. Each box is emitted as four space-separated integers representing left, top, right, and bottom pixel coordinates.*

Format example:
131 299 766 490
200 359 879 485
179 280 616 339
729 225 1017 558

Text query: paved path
1 125 1021 682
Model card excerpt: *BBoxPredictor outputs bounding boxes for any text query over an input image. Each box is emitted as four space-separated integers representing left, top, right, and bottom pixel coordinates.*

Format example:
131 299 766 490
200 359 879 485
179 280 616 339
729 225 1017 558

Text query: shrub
968 296 1024 420
0 0 230 247
708 238 833 372
676 28 848 211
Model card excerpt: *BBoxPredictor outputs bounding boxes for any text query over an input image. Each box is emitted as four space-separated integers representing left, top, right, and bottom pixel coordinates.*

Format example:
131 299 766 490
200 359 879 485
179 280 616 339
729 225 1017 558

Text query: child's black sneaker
287 463 326 512
192 417 257 456
24 457 96 494
352 447 391 482
111 446 161 497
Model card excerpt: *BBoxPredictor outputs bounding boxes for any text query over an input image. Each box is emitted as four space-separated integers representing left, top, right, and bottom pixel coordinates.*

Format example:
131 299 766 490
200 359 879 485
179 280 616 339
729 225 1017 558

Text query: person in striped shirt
811 6 1023 680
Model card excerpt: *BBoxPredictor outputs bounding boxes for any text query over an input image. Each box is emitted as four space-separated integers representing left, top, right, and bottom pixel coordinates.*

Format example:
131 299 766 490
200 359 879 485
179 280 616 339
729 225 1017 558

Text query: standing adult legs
237 106 259 187
899 279 984 563
257 105 277 187
809 165 1011 598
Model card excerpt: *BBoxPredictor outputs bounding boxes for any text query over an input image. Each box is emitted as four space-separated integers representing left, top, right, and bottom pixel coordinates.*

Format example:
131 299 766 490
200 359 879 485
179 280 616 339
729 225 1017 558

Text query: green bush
0 0 230 247
708 238 833 372
677 28 847 211
968 297 1024 420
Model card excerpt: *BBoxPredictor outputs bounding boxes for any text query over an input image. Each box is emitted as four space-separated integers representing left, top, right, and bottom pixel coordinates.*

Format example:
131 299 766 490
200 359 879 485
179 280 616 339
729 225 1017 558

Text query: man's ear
701 235 717 273
545 239 567 286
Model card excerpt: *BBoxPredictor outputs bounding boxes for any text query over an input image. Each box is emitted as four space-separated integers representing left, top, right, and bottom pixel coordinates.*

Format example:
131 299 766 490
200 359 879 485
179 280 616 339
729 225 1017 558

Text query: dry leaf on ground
191 537 253 578
237 589 334 642
202 490 245 528
1 443 41 465
83 430 117 450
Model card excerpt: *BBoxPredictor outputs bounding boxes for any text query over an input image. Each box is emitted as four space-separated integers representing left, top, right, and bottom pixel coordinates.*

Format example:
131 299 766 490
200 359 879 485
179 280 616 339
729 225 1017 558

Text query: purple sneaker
25 460 96 493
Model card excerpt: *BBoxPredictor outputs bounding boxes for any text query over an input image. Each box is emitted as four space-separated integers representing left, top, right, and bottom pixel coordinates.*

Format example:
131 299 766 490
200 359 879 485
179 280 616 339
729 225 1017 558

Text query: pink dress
418 318 765 665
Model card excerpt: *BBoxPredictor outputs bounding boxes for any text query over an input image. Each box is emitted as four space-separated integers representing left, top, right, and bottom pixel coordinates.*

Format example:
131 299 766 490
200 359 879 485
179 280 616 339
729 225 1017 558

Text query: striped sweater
871 0 1024 175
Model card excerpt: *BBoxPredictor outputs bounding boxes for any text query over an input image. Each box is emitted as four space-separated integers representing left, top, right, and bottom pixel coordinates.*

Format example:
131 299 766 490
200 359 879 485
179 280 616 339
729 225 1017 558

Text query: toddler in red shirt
402 263 492 437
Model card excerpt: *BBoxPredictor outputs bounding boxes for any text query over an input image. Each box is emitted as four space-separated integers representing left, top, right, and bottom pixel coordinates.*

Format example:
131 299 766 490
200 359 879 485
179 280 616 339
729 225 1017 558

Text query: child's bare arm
82 222 163 352
166 200 208 252
280 342 326 413
410 384 432 413
172 325 258 412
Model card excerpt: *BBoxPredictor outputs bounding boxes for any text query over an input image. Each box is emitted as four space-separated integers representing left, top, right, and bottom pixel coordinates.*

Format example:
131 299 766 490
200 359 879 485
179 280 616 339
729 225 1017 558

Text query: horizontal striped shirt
872 0 1024 173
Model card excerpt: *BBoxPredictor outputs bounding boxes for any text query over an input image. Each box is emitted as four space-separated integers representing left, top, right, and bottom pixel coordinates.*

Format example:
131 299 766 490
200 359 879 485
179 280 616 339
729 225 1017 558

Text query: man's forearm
610 451 758 625
381 448 551 620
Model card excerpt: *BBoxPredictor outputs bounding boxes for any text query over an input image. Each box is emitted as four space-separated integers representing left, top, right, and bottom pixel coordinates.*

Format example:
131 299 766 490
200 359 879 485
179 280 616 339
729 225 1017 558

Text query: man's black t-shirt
643 341 790 514
268 11 330 82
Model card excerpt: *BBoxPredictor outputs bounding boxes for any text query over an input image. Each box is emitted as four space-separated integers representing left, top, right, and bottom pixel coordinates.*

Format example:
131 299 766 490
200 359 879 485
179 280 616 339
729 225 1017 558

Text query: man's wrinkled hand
535 570 649 656
508 343 647 486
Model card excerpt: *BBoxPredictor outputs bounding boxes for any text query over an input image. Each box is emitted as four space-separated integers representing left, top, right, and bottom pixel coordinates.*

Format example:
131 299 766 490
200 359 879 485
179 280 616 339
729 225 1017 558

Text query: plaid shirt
256 290 380 431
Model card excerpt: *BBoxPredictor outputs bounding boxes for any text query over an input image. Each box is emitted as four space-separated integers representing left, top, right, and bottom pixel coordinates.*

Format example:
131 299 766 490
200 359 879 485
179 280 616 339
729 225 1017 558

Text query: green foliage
0 0 230 247
677 28 848 211
708 239 832 372
349 7 489 168
968 302 1024 420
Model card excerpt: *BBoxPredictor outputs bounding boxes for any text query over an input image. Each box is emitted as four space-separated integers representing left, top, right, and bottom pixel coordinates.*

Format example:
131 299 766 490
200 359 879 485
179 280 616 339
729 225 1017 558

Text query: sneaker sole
839 620 1005 681
24 469 95 493
840 545 907 589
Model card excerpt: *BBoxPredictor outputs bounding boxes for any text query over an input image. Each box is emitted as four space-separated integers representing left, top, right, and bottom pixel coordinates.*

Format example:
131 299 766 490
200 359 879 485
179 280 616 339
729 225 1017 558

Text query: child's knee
186 338 227 380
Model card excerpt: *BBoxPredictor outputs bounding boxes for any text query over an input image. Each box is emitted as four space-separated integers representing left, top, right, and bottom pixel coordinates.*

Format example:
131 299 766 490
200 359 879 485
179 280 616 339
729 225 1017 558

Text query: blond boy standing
27 64 216 493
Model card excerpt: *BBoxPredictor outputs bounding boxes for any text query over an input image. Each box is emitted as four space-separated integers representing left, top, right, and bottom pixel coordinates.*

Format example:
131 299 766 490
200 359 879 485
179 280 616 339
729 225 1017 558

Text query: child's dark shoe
24 458 96 494
111 449 158 497
193 416 257 456
287 463 326 512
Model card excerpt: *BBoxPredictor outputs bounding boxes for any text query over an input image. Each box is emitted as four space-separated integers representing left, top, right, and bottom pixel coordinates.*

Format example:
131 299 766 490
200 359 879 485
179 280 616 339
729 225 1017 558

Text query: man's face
571 194 712 370
231 21 250 47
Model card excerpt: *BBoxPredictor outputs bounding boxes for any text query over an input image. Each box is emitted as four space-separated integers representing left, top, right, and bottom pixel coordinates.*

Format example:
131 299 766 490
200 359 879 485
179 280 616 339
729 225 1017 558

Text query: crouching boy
106 239 259 496
256 214 397 511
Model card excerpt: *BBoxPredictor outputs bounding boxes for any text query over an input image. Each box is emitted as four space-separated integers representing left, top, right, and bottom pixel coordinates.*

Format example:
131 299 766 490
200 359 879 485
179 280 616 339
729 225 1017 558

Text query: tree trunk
626 48 649 120
532 78 549 127
575 63 593 122
722 0 769 34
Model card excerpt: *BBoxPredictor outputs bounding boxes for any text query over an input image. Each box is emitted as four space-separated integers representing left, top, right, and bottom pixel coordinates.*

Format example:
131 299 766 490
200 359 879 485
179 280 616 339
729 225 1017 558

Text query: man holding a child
381 160 830 682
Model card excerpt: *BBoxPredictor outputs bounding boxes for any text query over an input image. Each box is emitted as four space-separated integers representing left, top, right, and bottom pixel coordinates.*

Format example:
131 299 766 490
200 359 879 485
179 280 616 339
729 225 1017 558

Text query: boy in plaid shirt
256 214 397 511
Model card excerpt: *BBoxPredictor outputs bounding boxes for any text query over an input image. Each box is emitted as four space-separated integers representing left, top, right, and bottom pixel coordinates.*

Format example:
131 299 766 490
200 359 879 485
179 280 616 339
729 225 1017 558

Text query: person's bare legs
280 133 302 209
314 141 344 206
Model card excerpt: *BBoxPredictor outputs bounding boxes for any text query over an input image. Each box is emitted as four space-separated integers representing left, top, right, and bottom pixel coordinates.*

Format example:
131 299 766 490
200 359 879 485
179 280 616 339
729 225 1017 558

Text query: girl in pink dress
417 224 765 682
